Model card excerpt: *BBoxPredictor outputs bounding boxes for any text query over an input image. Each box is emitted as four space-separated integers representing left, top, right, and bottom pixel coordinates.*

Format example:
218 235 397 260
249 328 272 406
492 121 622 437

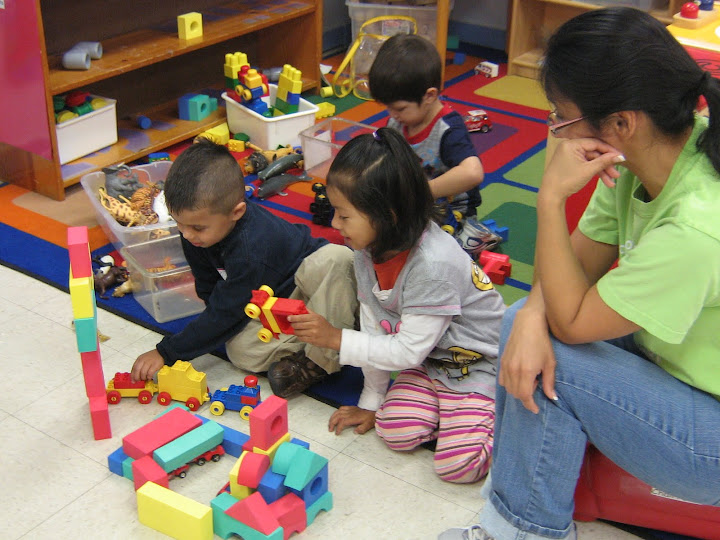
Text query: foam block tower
67 226 111 440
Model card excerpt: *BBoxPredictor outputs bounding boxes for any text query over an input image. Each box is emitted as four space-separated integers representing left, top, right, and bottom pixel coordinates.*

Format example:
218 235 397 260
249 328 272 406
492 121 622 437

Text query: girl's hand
287 309 342 351
328 406 376 435
498 306 557 414
542 138 625 200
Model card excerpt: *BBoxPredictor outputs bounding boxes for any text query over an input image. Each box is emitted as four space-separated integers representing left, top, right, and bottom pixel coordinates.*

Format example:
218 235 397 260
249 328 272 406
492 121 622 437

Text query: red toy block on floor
67 226 92 278
88 395 111 440
574 445 720 540
132 455 170 490
245 395 289 452
225 491 281 535
237 451 271 489
269 493 307 540
123 406 202 459
80 345 106 398
479 251 512 285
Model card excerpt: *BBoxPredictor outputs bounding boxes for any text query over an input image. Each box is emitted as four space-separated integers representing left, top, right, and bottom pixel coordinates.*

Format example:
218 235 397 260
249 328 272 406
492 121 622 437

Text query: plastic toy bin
80 161 177 251
56 95 118 164
222 84 319 150
120 235 204 323
299 117 376 179
346 1 454 47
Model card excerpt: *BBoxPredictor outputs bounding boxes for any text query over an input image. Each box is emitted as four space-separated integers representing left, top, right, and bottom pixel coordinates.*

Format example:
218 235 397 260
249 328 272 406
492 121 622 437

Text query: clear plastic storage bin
80 161 177 251
120 235 204 323
299 117 376 179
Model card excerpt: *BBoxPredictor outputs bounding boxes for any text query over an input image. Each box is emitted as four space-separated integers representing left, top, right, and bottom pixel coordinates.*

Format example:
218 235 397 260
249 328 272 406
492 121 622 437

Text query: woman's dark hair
541 7 720 175
327 127 435 262
164 139 245 215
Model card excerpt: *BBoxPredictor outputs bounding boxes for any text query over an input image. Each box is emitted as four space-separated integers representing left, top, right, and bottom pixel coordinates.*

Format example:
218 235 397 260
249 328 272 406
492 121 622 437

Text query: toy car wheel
481 125 490 133
258 329 273 343
210 401 225 416
138 390 153 404
186 397 200 411
245 303 261 318
178 471 187 479
158 392 172 406
212 453 222 462
259 284 274 296
196 457 207 466
107 390 121 404
312 182 325 193
441 224 455 235
239 405 254 420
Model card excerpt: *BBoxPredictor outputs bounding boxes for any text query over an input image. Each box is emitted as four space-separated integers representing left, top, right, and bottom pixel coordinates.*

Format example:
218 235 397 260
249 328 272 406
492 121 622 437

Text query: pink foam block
88 395 111 440
237 451 270 489
123 407 201 459
132 455 169 490
80 345 106 398
269 493 307 539
67 226 92 278
248 395 288 451
225 491 281 535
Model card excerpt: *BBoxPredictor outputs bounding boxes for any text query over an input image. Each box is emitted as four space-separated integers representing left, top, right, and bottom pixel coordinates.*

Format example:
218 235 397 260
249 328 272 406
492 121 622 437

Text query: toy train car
209 375 261 420
244 285 308 342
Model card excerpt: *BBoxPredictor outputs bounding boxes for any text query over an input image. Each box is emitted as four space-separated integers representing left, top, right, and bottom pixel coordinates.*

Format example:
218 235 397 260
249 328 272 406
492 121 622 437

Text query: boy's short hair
164 139 245 215
368 34 442 105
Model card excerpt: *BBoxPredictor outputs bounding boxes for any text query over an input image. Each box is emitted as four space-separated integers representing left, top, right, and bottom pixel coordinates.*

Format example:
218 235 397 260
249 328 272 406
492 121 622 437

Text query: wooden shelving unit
507 0 686 79
0 0 323 200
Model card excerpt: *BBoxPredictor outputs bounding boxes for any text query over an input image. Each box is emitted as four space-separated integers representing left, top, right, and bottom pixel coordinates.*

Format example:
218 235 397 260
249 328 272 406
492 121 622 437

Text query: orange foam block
123 407 202 459
67 226 92 278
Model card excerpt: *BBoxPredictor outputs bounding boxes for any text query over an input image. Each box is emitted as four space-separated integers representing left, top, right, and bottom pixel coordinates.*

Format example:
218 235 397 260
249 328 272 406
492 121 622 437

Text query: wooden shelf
48 1 316 95
508 0 686 79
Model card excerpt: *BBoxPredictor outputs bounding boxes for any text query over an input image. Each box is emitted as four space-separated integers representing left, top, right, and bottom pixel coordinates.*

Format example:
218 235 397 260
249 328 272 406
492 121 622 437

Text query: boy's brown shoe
267 351 327 398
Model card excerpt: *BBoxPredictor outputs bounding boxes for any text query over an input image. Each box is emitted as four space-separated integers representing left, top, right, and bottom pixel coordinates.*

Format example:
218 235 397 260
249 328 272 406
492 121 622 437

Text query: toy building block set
107 396 333 540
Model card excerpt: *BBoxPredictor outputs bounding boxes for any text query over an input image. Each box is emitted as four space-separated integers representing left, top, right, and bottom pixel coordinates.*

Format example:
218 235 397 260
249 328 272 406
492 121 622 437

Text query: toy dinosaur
103 165 143 200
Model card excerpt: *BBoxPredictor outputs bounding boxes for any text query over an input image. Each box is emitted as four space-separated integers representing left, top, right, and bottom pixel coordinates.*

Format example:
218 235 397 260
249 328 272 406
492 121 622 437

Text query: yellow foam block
137 481 213 540
229 452 253 499
69 266 95 319
253 432 292 461
177 12 203 40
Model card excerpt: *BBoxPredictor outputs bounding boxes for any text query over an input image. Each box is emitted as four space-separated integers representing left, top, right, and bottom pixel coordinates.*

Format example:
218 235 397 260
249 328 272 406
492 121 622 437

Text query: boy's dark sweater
156 202 328 365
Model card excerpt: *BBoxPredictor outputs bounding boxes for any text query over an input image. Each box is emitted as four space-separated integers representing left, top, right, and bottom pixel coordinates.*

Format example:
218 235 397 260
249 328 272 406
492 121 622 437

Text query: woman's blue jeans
478 298 720 539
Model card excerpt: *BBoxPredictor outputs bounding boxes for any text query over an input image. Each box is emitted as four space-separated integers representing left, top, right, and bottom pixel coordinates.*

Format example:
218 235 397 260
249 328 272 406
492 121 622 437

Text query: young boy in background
369 33 485 226
130 140 358 398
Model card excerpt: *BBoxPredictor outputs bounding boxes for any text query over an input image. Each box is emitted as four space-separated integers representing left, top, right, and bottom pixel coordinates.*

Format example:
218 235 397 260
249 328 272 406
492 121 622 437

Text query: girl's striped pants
375 365 494 484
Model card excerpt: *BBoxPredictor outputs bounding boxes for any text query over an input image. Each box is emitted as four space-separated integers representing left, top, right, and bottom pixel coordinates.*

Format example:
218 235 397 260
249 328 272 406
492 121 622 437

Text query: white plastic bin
223 84 319 149
121 235 204 323
56 95 118 164
80 161 178 251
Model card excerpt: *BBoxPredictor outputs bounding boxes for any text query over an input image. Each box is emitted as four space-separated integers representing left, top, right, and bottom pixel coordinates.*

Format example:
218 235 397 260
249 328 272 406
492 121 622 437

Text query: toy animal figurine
94 265 129 298
103 165 143 200
112 278 134 297
256 153 304 181
256 172 312 199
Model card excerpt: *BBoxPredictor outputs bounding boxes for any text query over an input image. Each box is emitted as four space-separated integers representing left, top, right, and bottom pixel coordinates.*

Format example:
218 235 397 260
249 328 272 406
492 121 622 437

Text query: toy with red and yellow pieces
224 51 272 116
274 64 303 116
210 375 262 419
244 285 308 343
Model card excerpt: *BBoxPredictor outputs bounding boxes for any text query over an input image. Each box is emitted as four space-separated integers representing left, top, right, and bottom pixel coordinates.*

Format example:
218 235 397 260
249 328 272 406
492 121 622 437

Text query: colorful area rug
0 51 553 408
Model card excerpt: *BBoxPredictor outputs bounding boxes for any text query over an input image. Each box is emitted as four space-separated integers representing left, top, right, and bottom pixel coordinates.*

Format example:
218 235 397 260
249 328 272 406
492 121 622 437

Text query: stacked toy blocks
108 396 332 539
224 51 271 116
67 226 111 440
274 64 303 116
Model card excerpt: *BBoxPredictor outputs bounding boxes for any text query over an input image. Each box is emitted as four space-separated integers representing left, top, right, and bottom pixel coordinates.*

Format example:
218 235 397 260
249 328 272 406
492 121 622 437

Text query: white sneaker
438 524 495 540
455 218 502 257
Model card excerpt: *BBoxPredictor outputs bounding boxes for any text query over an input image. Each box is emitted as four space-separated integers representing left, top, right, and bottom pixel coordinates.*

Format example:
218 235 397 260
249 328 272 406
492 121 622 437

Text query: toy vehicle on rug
210 375 262 419
464 109 493 133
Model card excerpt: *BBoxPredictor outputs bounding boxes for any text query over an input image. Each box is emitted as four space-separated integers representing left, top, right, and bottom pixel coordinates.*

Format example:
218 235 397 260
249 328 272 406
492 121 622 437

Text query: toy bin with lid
120 235 204 323
223 84 319 150
80 161 177 251
56 95 118 164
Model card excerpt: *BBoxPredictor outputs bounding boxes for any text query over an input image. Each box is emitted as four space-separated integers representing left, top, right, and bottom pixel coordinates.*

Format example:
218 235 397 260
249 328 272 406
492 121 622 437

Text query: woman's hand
288 309 342 351
542 138 625 200
498 305 557 414
328 406 376 435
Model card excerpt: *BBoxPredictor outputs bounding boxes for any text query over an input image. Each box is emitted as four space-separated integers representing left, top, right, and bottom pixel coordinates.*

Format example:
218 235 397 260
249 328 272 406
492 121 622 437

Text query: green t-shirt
578 117 720 398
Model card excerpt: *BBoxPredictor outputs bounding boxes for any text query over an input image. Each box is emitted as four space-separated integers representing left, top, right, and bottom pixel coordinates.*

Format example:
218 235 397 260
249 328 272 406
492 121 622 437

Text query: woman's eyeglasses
547 111 586 135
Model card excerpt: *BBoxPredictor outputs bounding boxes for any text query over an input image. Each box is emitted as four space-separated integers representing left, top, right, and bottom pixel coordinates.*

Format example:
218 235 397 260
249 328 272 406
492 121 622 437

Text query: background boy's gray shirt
354 222 506 398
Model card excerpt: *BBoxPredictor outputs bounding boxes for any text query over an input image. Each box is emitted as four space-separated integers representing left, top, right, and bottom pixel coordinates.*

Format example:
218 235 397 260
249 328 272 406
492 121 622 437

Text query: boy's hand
328 406 376 435
288 309 342 351
131 350 165 382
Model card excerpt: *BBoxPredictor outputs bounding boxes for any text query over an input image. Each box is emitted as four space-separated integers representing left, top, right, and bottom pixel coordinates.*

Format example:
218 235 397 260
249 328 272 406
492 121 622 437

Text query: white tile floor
0 264 643 540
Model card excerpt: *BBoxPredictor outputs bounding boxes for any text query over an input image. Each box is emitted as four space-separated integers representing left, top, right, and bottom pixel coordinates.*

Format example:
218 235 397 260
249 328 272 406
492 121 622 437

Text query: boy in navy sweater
131 140 357 397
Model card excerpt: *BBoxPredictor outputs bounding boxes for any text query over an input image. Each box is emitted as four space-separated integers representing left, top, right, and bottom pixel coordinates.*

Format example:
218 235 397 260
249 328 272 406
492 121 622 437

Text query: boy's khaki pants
225 243 357 374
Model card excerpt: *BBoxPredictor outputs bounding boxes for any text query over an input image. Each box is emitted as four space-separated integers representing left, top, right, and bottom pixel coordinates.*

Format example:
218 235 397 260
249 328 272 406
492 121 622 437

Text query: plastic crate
223 84 319 150
120 235 204 323
299 117 376 179
56 95 118 164
346 1 454 47
80 161 178 251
